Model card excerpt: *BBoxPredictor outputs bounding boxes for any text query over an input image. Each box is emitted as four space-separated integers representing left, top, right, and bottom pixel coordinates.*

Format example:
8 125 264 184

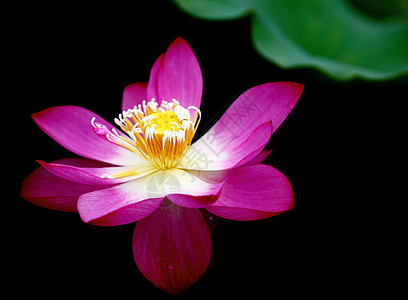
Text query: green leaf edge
173 0 408 81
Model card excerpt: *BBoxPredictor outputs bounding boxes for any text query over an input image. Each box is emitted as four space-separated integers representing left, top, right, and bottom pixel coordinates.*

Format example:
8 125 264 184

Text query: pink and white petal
192 82 303 160
21 158 114 212
37 160 158 185
32 105 137 166
122 82 147 111
179 81 303 171
206 164 294 221
179 121 272 171
132 201 212 295
163 168 225 208
77 171 165 226
227 82 303 135
147 37 202 109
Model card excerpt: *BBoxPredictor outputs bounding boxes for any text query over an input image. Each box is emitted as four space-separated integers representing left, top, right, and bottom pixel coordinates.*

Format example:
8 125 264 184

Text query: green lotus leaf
174 0 251 20
174 0 408 80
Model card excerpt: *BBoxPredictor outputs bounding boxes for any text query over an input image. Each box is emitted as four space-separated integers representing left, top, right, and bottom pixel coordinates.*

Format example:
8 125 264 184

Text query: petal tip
133 205 212 294
171 36 189 47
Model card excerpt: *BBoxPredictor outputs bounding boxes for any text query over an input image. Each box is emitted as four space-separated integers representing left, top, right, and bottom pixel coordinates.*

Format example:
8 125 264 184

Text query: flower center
91 98 200 170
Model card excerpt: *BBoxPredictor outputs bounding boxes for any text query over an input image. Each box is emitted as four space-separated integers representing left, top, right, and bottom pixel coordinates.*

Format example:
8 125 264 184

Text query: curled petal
180 82 303 171
212 82 304 136
242 150 272 166
179 121 272 171
133 201 212 295
164 168 225 208
21 158 113 212
77 172 165 226
37 160 158 185
206 164 294 221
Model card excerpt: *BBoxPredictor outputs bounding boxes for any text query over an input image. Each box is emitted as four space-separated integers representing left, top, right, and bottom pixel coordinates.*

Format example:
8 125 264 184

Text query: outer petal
147 37 203 109
213 82 303 136
121 82 147 111
37 160 158 185
182 82 303 170
77 171 165 226
132 201 212 295
179 121 272 170
32 105 137 165
206 164 294 221
164 168 225 208
242 149 272 166
21 158 113 212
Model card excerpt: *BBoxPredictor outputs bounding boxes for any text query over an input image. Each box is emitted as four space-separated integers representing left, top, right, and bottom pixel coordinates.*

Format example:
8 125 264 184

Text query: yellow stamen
98 98 201 172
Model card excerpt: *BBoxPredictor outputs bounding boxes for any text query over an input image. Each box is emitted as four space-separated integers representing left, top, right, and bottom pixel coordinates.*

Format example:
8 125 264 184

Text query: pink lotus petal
177 82 303 171
179 121 272 171
206 164 294 221
147 37 202 109
21 158 113 212
146 53 164 101
77 172 165 226
186 82 302 167
32 105 137 166
164 168 224 208
121 82 147 111
242 150 272 166
133 201 212 295
37 160 158 185
216 82 303 136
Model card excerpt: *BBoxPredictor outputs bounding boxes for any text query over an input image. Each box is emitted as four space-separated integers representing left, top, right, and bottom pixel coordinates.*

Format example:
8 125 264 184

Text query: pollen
92 98 201 170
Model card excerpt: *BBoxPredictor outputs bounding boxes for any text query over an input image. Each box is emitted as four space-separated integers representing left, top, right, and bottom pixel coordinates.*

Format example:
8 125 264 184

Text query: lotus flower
21 37 304 295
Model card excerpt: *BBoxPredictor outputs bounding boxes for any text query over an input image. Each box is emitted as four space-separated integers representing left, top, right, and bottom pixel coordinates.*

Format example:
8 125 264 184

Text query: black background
11 1 405 297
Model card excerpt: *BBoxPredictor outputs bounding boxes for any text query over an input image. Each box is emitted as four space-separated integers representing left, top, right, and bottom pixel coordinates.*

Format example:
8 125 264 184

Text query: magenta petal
77 172 165 226
206 164 294 221
178 82 303 171
36 160 157 185
133 202 212 295
164 168 224 208
32 105 137 165
36 160 113 185
179 121 272 171
147 37 203 109
146 53 164 101
242 150 272 166
226 82 304 135
121 82 147 111
21 158 113 212
192 82 303 161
